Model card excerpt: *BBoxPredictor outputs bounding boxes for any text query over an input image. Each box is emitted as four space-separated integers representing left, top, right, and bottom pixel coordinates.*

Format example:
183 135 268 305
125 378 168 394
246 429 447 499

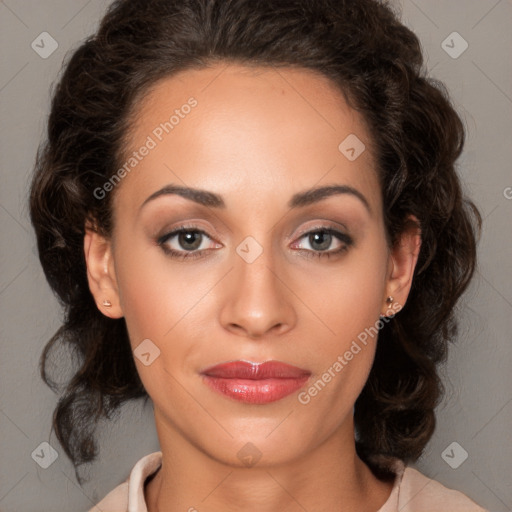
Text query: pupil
310 231 331 251
179 231 201 250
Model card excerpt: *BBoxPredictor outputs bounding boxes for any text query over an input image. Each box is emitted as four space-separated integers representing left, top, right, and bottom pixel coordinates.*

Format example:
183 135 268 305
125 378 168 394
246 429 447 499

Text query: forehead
115 62 380 213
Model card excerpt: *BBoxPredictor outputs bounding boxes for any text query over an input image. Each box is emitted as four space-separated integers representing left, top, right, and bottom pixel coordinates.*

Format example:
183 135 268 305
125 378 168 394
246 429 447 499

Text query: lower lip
201 375 310 404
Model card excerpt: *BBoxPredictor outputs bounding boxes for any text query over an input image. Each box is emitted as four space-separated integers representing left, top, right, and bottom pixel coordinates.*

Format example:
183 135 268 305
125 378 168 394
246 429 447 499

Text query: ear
84 222 124 319
382 215 422 317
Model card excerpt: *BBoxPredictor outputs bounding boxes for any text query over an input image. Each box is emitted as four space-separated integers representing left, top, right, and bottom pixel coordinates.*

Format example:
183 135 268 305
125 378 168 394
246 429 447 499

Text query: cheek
297 276 385 423
298 236 388 398
113 242 217 368
303 241 388 348
113 240 179 345
113 253 193 396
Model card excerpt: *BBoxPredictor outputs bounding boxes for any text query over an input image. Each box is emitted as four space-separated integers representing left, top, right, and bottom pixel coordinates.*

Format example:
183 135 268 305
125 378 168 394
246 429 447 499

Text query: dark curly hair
29 0 482 485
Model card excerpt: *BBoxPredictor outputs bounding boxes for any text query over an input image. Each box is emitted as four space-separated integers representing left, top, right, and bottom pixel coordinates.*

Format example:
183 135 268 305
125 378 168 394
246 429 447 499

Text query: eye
156 224 353 261
157 225 220 260
291 227 353 259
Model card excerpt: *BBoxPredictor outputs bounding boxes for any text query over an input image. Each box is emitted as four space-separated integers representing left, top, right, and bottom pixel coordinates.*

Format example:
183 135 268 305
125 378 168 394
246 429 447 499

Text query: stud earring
102 299 112 308
380 296 395 318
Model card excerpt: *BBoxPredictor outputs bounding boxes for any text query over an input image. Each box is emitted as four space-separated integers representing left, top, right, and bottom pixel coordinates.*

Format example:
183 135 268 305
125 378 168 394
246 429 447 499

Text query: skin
84 63 421 512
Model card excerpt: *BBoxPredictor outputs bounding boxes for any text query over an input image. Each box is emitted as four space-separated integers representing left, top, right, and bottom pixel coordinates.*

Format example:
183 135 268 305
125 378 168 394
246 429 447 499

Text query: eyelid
157 224 220 246
157 220 350 244
292 220 350 240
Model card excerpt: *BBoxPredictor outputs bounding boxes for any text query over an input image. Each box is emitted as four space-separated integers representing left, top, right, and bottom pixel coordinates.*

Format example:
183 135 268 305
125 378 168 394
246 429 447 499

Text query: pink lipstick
200 360 311 404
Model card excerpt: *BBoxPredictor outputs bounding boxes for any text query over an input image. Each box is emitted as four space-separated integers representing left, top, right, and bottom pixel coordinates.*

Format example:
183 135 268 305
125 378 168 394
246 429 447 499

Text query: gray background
0 0 511 510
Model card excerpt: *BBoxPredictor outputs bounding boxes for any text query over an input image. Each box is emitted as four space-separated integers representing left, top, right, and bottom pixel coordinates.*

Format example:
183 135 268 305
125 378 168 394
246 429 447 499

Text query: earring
379 296 394 318
102 299 112 308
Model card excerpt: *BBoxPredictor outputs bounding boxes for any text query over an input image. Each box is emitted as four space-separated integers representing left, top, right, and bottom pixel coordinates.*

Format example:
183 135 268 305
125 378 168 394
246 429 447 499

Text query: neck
145 412 394 512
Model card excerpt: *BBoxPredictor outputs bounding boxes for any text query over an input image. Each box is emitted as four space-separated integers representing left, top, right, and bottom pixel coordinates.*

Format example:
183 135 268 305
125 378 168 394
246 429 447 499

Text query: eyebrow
140 184 371 213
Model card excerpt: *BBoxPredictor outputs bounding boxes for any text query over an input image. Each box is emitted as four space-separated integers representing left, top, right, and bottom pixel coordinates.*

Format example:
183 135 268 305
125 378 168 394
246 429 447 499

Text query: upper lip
200 360 311 379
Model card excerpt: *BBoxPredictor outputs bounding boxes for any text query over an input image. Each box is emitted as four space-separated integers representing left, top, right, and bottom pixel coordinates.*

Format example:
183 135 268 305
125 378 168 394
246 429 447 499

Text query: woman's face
86 63 417 467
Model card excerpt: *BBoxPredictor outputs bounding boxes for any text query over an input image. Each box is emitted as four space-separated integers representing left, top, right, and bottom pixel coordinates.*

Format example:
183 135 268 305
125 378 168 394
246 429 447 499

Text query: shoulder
87 480 129 512
398 466 489 512
87 451 163 512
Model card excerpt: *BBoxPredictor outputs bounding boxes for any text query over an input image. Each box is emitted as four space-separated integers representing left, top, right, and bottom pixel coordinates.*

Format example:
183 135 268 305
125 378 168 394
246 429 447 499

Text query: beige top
87 451 489 512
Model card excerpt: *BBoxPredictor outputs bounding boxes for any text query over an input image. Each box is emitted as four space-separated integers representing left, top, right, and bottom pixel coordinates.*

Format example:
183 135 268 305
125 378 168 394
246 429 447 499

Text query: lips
201 360 311 379
200 360 311 404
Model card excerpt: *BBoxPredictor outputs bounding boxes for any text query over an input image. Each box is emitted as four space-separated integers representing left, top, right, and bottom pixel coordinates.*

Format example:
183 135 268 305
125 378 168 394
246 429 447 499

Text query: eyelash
157 224 354 261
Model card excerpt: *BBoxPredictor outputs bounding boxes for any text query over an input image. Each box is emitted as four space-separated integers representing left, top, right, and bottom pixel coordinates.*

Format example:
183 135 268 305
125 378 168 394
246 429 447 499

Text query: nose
219 245 297 339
